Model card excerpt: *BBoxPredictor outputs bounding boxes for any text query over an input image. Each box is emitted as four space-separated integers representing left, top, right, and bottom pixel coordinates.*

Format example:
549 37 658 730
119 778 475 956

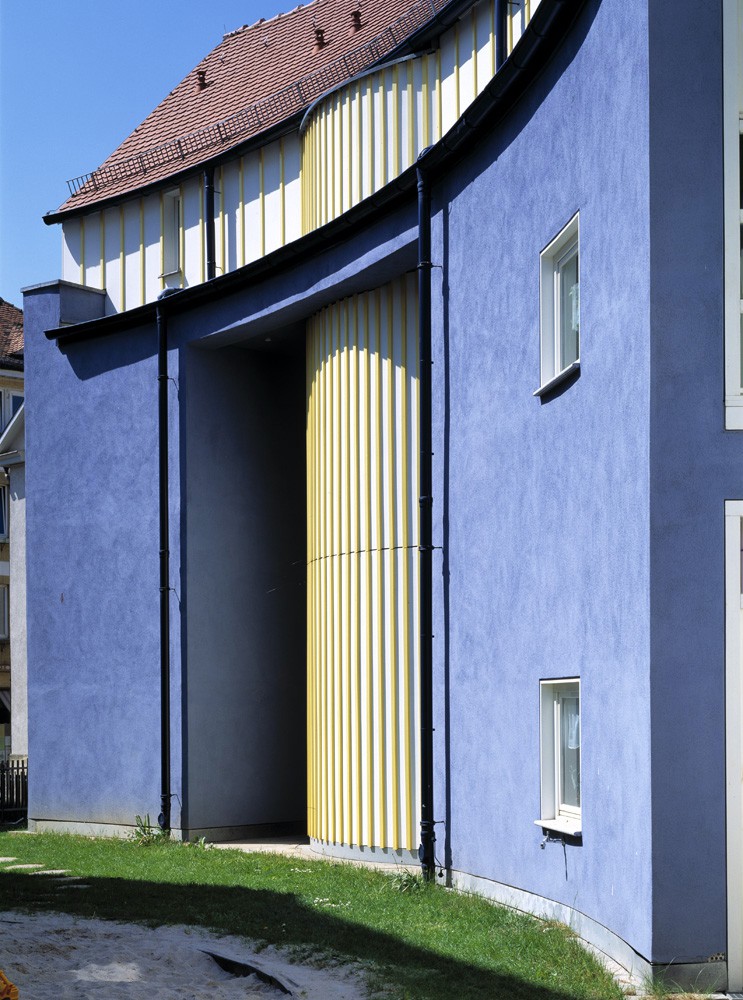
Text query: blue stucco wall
25 0 735 965
425 0 737 968
430 0 657 961
182 345 306 834
24 282 181 828
24 210 417 836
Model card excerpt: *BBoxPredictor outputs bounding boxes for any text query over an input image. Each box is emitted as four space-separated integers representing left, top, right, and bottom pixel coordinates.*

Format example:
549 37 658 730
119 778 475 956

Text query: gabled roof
0 300 23 372
55 0 440 217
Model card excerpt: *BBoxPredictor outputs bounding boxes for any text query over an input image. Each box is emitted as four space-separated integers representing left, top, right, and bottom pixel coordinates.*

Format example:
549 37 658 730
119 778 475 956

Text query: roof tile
0 300 24 370
58 0 433 214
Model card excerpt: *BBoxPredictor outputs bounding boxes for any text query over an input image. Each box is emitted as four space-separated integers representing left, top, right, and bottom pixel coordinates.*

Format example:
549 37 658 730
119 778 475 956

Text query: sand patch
0 911 370 999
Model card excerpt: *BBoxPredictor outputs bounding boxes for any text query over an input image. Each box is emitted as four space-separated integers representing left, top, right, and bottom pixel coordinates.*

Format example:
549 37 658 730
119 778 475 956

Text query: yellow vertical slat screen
301 0 529 233
306 273 419 851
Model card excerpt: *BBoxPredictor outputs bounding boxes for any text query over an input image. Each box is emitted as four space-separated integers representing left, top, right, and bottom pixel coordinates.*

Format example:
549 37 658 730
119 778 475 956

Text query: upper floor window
0 390 23 433
161 189 181 277
535 213 580 396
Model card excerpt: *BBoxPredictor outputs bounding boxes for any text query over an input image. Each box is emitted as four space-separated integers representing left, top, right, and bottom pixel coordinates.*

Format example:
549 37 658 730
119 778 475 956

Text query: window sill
725 399 743 430
534 816 582 837
533 361 580 398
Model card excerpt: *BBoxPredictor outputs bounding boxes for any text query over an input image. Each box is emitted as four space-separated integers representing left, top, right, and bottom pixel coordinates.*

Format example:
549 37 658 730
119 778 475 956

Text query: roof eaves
42 114 300 226
0 357 24 373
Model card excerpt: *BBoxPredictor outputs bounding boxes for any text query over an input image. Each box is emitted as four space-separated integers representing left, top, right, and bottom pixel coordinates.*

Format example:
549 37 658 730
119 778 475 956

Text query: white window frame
536 678 581 836
724 1 743 427
535 213 580 397
161 189 182 278
0 389 23 433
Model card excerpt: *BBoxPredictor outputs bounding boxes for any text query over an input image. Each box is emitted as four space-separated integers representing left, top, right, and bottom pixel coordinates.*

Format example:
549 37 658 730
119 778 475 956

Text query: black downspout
495 0 507 70
417 160 435 881
156 290 177 834
204 166 216 281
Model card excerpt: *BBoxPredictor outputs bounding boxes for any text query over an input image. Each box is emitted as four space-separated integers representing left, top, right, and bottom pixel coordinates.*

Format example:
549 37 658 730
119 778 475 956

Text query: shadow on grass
0 869 607 1000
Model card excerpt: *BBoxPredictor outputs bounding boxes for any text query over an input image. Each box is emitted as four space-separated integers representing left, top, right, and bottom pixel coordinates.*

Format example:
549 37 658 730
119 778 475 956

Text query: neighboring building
0 299 24 764
21 0 743 990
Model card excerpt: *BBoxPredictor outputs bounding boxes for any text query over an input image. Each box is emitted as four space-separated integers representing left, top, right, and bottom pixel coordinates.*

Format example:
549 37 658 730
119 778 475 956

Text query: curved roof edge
44 0 478 227
47 0 586 346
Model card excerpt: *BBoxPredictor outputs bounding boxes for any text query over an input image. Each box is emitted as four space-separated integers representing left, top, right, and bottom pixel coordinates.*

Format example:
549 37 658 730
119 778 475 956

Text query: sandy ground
0 911 370 1000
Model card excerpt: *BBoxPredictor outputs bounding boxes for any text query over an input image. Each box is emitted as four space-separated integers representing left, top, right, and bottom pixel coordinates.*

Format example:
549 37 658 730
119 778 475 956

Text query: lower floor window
537 678 581 836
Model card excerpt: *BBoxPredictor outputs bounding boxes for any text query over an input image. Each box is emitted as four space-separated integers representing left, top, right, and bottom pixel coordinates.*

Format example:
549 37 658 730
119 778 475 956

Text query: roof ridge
223 2 313 40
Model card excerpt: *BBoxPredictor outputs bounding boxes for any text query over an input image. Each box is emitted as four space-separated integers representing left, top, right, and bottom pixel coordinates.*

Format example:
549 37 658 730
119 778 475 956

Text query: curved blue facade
430 0 656 959
22 0 738 987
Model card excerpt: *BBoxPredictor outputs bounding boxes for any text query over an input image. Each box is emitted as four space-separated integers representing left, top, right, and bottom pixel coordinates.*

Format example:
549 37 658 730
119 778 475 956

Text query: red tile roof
0 300 23 371
57 0 443 216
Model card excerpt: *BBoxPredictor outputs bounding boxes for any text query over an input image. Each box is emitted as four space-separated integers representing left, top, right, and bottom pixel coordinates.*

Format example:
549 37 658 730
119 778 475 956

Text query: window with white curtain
537 678 581 836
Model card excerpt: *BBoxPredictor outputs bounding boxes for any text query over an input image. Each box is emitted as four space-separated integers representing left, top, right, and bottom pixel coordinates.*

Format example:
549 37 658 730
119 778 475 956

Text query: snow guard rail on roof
65 0 450 199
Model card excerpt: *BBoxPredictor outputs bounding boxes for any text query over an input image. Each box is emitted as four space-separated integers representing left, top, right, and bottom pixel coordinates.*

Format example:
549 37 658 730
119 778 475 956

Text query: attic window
161 190 181 277
314 26 326 50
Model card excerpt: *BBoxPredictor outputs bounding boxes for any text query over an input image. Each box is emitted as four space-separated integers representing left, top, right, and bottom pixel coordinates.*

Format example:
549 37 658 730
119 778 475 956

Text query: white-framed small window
161 189 182 278
0 389 24 433
535 213 580 396
536 678 581 836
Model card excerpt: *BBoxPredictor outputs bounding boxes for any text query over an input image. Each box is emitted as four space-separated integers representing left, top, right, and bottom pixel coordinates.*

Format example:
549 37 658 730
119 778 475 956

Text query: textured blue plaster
24 207 418 836
24 284 180 827
26 0 733 962
430 0 656 961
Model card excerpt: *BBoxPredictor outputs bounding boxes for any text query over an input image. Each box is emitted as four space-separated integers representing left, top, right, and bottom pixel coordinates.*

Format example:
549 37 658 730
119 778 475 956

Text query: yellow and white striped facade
306 274 420 853
61 135 302 313
302 0 539 229
59 0 538 314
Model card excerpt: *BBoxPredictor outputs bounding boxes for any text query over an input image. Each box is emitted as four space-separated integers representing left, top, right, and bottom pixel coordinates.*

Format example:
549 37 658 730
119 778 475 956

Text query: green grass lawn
0 830 624 1000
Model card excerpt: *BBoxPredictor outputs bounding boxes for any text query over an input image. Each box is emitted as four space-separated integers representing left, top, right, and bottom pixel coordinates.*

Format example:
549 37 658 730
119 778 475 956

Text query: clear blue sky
0 0 290 308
